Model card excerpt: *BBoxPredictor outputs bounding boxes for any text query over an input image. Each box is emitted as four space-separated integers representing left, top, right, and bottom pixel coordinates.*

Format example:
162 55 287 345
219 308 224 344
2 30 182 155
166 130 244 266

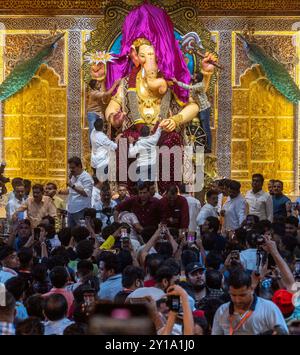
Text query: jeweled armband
171 114 184 128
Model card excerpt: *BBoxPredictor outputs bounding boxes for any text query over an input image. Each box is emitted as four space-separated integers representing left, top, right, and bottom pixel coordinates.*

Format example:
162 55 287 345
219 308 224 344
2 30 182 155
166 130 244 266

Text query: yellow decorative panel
3 140 21 169
22 160 47 177
48 116 66 138
3 64 67 188
4 116 22 137
232 90 249 116
232 117 248 139
23 114 47 159
276 117 294 139
250 117 275 161
48 140 66 170
22 77 49 115
49 89 67 116
3 91 23 114
249 78 276 116
232 65 295 195
276 141 294 171
251 163 275 180
231 140 249 171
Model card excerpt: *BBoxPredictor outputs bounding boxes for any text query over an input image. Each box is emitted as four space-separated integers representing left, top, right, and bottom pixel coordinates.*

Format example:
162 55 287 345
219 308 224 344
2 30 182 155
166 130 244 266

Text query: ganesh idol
104 3 216 193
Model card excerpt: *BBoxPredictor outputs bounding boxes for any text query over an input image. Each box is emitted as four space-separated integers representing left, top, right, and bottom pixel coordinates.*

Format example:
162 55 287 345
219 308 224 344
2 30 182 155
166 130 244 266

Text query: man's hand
112 227 123 239
115 133 123 143
68 236 76 249
111 111 125 128
262 238 278 255
167 285 188 299
159 118 176 132
67 179 74 188
128 136 135 144
24 235 35 248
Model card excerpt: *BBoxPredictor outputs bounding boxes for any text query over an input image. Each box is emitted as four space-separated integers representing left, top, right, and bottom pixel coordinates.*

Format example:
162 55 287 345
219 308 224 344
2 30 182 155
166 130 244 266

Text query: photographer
159 284 194 335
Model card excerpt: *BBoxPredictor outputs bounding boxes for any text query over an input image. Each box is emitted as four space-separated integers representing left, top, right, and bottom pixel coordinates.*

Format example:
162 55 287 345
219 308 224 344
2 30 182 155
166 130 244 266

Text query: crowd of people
1 159 300 335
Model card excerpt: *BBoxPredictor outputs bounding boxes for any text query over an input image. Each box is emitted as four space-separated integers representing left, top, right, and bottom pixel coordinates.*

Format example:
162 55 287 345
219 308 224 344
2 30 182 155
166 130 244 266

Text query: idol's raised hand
202 52 218 74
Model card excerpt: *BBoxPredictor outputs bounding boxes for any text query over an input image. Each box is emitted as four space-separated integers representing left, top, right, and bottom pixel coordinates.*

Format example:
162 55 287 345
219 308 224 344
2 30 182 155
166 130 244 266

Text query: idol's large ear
130 45 140 67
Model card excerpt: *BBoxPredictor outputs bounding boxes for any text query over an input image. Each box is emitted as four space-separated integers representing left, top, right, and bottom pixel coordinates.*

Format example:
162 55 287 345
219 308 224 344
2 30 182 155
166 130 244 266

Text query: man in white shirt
128 126 162 181
66 157 94 228
6 182 26 223
222 180 247 233
91 177 102 208
93 184 117 228
7 178 24 202
212 270 288 335
245 174 273 222
196 190 219 227
179 184 201 234
90 119 118 181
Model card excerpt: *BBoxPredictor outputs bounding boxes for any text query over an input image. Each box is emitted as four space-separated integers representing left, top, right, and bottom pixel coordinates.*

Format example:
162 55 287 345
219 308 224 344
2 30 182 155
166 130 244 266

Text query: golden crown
132 37 151 48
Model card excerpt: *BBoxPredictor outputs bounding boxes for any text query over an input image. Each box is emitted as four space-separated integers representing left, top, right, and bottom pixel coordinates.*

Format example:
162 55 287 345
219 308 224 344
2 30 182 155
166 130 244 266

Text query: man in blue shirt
98 252 122 301
272 180 290 218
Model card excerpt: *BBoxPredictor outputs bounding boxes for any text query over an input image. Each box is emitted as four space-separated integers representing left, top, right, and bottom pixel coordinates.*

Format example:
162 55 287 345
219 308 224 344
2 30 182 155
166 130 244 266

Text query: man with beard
180 262 207 308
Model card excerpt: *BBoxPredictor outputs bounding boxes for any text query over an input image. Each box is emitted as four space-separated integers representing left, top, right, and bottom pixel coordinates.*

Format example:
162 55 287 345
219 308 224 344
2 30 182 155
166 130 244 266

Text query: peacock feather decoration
237 32 300 104
0 32 65 101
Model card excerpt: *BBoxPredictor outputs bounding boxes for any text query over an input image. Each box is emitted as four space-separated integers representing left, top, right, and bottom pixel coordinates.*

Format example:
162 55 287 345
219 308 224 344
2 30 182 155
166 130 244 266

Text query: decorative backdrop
0 0 299 195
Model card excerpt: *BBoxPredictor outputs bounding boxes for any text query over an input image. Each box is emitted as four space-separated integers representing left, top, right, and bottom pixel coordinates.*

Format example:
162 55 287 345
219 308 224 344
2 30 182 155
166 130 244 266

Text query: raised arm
262 239 295 291
140 228 161 267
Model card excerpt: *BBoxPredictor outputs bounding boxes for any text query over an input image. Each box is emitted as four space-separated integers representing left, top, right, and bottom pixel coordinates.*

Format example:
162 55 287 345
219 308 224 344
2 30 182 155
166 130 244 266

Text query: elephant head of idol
130 37 168 95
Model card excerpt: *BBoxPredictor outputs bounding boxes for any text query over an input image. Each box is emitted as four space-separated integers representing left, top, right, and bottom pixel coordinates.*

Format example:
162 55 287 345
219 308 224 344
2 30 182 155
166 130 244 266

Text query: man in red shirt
158 184 189 230
114 182 161 232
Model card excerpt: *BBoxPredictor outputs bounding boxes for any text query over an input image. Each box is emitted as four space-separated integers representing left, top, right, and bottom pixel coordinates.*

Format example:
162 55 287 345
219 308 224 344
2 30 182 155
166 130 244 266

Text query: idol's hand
159 118 176 132
202 52 218 74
